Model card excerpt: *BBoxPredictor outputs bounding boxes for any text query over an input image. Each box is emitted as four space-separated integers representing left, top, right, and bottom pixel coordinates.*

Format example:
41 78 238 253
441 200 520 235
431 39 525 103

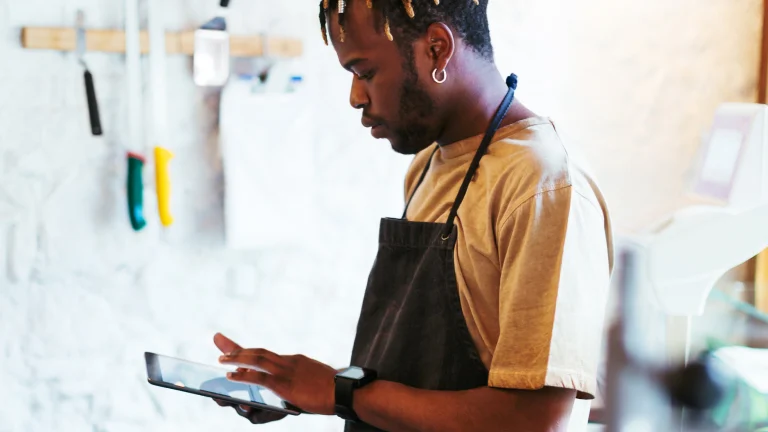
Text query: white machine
605 103 768 431
635 103 768 318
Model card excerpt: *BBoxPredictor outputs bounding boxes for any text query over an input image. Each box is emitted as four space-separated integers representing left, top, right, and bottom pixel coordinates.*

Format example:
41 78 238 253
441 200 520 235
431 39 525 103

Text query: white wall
0 0 408 431
558 0 763 232
0 0 762 431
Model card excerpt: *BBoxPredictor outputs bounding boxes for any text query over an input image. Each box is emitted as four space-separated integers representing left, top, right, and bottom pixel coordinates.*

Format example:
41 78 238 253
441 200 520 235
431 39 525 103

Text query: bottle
287 76 303 93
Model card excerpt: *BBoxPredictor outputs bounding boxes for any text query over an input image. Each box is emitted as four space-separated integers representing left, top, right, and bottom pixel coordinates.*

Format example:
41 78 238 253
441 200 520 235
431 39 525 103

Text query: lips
370 124 386 139
362 117 387 138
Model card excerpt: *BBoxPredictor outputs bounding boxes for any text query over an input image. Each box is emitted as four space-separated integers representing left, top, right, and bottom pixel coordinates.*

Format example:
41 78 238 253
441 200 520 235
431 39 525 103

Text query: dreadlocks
319 0 493 62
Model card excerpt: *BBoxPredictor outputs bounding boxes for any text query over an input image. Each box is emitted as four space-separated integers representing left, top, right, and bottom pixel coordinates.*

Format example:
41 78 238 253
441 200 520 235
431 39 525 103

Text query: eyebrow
343 58 367 71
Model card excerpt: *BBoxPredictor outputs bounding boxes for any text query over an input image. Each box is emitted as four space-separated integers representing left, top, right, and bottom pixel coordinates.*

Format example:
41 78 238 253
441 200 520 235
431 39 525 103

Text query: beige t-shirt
404 117 613 399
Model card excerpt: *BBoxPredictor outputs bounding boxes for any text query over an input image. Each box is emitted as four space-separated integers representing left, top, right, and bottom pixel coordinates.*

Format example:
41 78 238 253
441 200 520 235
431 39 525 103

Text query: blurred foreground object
605 104 768 431
605 246 731 431
709 346 768 430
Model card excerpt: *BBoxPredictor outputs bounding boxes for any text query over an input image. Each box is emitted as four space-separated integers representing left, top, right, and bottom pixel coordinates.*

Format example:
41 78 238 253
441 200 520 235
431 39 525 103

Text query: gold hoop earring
432 68 447 84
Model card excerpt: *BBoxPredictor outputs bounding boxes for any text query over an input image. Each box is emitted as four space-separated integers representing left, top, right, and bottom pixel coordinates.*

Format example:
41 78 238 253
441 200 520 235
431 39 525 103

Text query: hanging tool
148 0 174 227
76 10 102 136
125 0 146 231
194 0 232 87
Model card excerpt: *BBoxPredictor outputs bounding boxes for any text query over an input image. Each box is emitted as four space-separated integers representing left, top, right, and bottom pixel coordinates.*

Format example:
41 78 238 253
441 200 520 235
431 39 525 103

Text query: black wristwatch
334 366 378 422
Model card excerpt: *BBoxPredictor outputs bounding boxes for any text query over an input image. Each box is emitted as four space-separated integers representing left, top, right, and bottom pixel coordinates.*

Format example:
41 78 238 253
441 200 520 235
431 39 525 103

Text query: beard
388 55 438 155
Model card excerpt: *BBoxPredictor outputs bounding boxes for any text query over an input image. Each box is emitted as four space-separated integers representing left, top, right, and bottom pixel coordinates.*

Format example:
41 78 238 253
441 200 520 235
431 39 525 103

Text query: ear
425 23 455 72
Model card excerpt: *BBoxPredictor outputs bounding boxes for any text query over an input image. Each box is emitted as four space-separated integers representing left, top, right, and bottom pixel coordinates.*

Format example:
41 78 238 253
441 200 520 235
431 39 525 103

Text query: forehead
327 1 390 56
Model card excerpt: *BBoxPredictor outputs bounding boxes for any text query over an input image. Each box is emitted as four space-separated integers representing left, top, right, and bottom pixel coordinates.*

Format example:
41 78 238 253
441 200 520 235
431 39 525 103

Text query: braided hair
319 0 493 62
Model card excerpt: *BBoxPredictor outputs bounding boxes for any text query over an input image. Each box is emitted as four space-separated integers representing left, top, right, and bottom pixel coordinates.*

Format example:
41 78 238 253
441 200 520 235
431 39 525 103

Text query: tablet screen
145 352 288 411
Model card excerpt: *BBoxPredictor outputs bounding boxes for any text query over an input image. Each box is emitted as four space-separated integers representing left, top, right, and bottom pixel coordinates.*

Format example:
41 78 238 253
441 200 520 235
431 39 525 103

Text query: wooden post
760 0 768 104
755 0 768 315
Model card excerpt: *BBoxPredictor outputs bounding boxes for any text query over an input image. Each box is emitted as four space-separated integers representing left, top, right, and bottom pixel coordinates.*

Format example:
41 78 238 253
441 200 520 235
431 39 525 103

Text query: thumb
214 333 242 354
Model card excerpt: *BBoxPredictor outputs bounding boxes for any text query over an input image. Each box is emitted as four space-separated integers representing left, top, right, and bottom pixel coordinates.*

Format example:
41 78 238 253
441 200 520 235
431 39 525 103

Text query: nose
349 76 369 110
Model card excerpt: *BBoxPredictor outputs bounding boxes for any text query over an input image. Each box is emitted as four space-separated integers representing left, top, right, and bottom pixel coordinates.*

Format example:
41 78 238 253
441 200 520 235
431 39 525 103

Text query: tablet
144 352 301 416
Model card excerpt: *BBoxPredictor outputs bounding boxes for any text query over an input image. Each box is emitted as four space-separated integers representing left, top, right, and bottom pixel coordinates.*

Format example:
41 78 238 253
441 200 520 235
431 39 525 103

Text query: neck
436 64 534 147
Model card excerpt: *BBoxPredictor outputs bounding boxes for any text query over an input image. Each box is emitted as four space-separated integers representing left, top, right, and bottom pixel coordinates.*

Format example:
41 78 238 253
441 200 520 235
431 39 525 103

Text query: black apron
345 74 519 432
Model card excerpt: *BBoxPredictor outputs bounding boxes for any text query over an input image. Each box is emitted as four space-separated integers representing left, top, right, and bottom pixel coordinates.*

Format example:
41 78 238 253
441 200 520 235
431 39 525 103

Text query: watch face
339 367 365 380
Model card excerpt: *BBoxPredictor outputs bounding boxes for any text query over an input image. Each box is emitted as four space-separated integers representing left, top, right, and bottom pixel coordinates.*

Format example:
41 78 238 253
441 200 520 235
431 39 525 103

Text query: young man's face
329 2 441 155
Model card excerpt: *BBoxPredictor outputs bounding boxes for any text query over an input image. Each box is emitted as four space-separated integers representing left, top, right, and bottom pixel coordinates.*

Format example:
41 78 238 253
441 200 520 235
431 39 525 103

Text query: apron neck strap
442 74 519 239
402 146 440 219
400 74 519 232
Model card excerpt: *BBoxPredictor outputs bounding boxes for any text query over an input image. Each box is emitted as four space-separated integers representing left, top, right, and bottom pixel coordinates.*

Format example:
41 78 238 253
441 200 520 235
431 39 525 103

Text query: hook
76 9 87 69
258 17 284 81
256 32 275 84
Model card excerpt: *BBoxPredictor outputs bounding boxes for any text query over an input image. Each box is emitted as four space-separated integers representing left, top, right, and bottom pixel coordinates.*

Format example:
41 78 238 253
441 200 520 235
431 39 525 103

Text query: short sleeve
488 186 611 400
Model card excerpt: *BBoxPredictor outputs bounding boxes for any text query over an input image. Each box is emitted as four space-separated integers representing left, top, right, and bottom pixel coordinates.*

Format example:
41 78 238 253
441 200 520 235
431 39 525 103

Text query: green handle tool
128 153 147 231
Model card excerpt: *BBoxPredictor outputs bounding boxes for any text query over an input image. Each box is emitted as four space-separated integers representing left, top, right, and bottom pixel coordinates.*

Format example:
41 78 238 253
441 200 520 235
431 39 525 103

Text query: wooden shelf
20 27 303 58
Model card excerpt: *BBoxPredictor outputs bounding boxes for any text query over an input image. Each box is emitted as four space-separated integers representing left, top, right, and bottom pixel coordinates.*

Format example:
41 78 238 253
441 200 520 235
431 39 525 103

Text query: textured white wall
0 1 408 431
0 0 762 431
558 0 763 232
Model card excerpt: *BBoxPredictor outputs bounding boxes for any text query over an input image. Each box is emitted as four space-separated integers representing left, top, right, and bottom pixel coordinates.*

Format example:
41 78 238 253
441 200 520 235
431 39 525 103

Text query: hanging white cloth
220 67 316 250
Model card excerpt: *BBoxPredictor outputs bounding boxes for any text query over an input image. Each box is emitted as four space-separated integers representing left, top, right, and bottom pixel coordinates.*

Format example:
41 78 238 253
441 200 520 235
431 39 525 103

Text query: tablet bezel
144 352 301 416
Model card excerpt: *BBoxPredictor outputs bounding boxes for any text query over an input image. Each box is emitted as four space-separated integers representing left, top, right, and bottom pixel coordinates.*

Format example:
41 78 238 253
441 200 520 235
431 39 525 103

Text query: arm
218 184 610 431
219 343 576 432
354 381 576 432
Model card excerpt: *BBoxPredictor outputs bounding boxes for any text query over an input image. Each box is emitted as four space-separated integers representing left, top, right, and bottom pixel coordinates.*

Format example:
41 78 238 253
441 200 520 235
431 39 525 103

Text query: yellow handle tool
149 0 174 228
155 146 174 227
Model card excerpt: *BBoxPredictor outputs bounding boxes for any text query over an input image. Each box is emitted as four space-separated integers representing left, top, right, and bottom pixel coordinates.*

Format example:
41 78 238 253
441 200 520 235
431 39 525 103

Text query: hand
217 335 338 416
212 333 288 425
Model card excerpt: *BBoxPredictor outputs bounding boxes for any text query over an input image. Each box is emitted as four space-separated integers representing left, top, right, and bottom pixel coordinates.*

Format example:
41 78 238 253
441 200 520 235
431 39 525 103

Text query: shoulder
485 118 574 212
489 119 612 263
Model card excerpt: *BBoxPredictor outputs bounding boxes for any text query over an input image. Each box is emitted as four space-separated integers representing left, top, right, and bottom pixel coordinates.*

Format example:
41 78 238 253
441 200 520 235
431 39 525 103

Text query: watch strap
335 376 360 422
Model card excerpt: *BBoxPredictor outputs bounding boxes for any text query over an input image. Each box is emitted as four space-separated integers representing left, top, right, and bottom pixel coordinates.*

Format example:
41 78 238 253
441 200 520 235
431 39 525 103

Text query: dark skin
214 1 575 431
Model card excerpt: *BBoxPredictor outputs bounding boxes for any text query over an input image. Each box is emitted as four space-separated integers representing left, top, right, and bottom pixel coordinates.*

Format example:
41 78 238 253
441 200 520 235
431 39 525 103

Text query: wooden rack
21 27 303 58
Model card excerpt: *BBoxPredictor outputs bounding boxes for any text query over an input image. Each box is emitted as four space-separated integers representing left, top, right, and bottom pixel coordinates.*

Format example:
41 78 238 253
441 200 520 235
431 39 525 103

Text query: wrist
334 367 378 422
350 379 381 423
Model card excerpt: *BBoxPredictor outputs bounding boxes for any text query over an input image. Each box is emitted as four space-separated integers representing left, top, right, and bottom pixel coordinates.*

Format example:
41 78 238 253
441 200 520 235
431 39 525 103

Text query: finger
226 369 282 391
214 333 242 354
234 405 285 425
222 348 283 365
220 356 284 374
235 405 253 416
248 410 287 424
215 399 234 407
220 351 286 374
233 405 253 419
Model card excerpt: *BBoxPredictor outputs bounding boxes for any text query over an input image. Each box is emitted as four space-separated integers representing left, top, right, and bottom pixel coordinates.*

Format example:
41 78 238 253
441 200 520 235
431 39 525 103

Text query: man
215 0 613 430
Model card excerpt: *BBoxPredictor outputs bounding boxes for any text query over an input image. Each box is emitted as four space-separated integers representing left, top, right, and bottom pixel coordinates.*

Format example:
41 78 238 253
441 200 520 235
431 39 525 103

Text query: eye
357 70 375 81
